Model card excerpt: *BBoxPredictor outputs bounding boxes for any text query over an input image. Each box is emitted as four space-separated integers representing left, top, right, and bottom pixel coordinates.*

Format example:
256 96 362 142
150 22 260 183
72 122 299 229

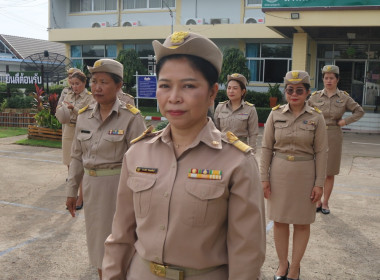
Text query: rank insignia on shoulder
343 91 349 96
108 129 124 135
136 167 158 174
188 168 222 180
272 104 280 111
78 105 89 114
219 100 228 104
313 107 322 113
311 91 317 96
245 101 254 106
226 131 252 153
87 91 92 95
130 126 154 144
126 104 140 115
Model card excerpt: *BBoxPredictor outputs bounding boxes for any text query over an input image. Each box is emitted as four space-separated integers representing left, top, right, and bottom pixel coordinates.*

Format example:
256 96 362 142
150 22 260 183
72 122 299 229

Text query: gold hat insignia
94 60 103 67
231 73 240 77
291 71 299 79
327 66 332 71
170 31 190 45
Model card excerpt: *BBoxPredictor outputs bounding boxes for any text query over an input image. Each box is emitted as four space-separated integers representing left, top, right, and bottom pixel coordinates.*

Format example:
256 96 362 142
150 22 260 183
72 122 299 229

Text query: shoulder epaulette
343 91 349 96
78 105 89 114
311 91 317 96
127 93 134 99
219 100 228 104
272 104 280 111
313 106 322 113
125 104 140 115
130 126 155 144
226 131 252 153
87 91 92 95
245 101 254 106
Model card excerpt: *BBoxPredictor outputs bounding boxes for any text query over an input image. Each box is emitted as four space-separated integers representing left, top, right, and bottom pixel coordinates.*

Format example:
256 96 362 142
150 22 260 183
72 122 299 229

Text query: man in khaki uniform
214 73 259 152
308 65 364 214
66 59 146 278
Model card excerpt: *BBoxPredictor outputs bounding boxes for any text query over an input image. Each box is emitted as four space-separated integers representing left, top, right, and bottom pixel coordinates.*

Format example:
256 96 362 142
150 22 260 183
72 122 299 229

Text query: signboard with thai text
137 75 157 99
6 72 43 89
263 0 380 8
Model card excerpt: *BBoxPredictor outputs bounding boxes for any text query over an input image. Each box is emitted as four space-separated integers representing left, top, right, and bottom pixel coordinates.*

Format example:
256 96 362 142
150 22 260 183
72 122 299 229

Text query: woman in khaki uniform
56 71 94 209
308 65 364 214
214 73 259 152
260 70 327 280
65 59 146 279
102 31 265 280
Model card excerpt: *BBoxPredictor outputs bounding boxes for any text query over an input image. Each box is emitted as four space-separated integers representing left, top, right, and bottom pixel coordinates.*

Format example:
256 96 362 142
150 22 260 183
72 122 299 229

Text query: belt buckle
150 262 166 277
89 169 97 176
287 155 295 161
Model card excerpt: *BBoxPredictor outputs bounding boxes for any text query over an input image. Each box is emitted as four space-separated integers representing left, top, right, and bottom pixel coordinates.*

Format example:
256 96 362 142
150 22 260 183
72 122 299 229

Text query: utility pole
163 0 173 34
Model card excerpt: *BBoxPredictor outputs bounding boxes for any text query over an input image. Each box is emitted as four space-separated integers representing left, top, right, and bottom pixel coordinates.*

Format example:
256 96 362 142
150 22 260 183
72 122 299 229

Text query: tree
116 49 147 93
219 48 250 86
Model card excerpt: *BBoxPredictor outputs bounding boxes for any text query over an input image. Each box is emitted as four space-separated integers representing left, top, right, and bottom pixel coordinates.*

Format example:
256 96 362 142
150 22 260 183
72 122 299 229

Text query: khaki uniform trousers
62 124 76 165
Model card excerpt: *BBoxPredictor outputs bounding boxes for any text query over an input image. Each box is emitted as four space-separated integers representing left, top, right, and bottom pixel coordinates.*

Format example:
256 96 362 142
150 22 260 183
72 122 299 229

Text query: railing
0 112 36 127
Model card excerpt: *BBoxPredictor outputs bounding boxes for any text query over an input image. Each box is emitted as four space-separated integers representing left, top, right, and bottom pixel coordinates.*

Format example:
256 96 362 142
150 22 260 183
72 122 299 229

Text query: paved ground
0 129 379 280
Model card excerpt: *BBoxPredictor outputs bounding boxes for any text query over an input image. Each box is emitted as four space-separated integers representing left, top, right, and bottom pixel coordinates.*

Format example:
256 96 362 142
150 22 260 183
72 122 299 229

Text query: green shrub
6 94 34 108
256 107 272 123
34 109 62 129
154 120 169 131
49 85 65 95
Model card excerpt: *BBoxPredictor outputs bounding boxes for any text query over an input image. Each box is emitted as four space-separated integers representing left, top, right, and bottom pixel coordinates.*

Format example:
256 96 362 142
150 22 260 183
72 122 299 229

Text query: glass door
336 61 365 105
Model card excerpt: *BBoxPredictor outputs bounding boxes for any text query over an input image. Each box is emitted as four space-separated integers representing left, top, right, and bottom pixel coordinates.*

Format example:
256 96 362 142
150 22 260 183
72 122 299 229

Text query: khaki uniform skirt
62 124 76 165
127 254 229 280
83 173 120 269
268 157 316 225
326 128 343 175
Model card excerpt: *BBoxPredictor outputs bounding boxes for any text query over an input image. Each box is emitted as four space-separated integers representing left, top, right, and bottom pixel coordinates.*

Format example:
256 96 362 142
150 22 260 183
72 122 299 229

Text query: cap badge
170 31 190 46
231 73 240 77
327 66 332 71
94 60 103 67
291 71 299 79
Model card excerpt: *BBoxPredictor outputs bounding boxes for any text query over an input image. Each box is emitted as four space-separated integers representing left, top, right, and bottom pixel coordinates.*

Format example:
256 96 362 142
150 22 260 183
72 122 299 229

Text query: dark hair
322 73 339 79
155 54 219 88
284 83 311 91
227 79 246 91
71 71 87 83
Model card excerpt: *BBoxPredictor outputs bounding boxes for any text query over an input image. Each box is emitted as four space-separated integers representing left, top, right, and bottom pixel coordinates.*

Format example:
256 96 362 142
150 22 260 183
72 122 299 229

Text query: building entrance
335 61 365 105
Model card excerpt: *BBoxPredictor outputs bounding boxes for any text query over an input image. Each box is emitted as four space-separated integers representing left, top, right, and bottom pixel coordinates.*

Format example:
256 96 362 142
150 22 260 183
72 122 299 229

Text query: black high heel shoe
287 267 300 280
274 261 289 280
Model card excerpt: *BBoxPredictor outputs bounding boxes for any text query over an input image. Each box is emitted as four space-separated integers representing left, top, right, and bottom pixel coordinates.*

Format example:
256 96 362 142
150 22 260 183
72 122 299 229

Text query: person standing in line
65 59 146 279
260 70 327 280
214 73 259 152
117 89 135 106
58 68 80 104
56 71 94 210
102 31 265 280
308 65 364 214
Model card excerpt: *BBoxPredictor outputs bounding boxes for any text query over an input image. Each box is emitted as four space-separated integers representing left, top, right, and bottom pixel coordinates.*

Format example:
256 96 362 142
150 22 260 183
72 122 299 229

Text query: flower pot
269 97 278 108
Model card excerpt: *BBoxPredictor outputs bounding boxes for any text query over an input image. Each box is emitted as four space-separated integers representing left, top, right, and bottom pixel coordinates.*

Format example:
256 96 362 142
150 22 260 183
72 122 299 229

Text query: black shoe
274 261 289 280
287 267 300 280
316 205 322 212
321 208 330 214
76 202 83 210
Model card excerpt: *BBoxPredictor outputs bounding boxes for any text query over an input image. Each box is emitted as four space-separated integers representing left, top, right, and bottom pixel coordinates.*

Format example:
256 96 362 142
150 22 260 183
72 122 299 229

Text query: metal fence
0 112 36 127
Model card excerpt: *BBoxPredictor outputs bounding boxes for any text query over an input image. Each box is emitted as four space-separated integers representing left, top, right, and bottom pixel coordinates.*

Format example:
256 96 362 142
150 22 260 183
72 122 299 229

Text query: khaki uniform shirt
56 89 94 124
307 88 364 126
117 90 135 106
260 104 327 187
66 99 146 197
58 86 72 104
214 100 259 152
102 120 266 280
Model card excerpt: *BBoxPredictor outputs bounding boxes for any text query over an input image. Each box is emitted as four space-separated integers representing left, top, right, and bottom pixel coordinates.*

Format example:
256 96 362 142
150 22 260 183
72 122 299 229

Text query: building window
70 0 117 13
83 45 105 57
106 45 117 57
246 0 261 6
246 43 292 83
71 45 82 57
123 0 175 9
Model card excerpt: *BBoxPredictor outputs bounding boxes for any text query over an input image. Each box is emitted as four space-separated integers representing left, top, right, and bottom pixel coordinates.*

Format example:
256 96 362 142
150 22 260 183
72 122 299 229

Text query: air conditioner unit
122 21 141 27
185 18 204 25
244 17 265 24
91 21 109 28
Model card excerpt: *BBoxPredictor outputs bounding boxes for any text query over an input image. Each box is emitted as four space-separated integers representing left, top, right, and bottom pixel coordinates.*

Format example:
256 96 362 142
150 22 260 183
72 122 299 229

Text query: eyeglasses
285 88 305 95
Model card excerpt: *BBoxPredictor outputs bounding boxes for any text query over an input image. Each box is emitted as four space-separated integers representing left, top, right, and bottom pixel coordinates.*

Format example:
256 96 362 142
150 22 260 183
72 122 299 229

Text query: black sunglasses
285 88 305 95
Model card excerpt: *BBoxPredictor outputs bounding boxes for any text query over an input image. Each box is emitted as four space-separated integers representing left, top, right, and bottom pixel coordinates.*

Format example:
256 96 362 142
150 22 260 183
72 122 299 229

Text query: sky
0 0 48 40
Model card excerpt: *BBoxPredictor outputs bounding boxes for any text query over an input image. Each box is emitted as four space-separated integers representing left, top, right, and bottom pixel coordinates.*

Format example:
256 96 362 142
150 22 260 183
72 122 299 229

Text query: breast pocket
128 176 156 218
103 134 125 159
77 132 93 155
274 121 289 142
299 123 316 143
181 182 226 227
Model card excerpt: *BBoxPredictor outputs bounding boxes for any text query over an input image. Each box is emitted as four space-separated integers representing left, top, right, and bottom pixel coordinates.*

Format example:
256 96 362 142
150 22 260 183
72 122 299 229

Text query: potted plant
267 83 283 108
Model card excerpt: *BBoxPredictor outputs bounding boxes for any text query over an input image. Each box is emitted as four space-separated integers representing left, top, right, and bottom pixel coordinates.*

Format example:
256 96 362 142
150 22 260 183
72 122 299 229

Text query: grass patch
139 106 162 117
15 138 62 148
0 127 28 138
